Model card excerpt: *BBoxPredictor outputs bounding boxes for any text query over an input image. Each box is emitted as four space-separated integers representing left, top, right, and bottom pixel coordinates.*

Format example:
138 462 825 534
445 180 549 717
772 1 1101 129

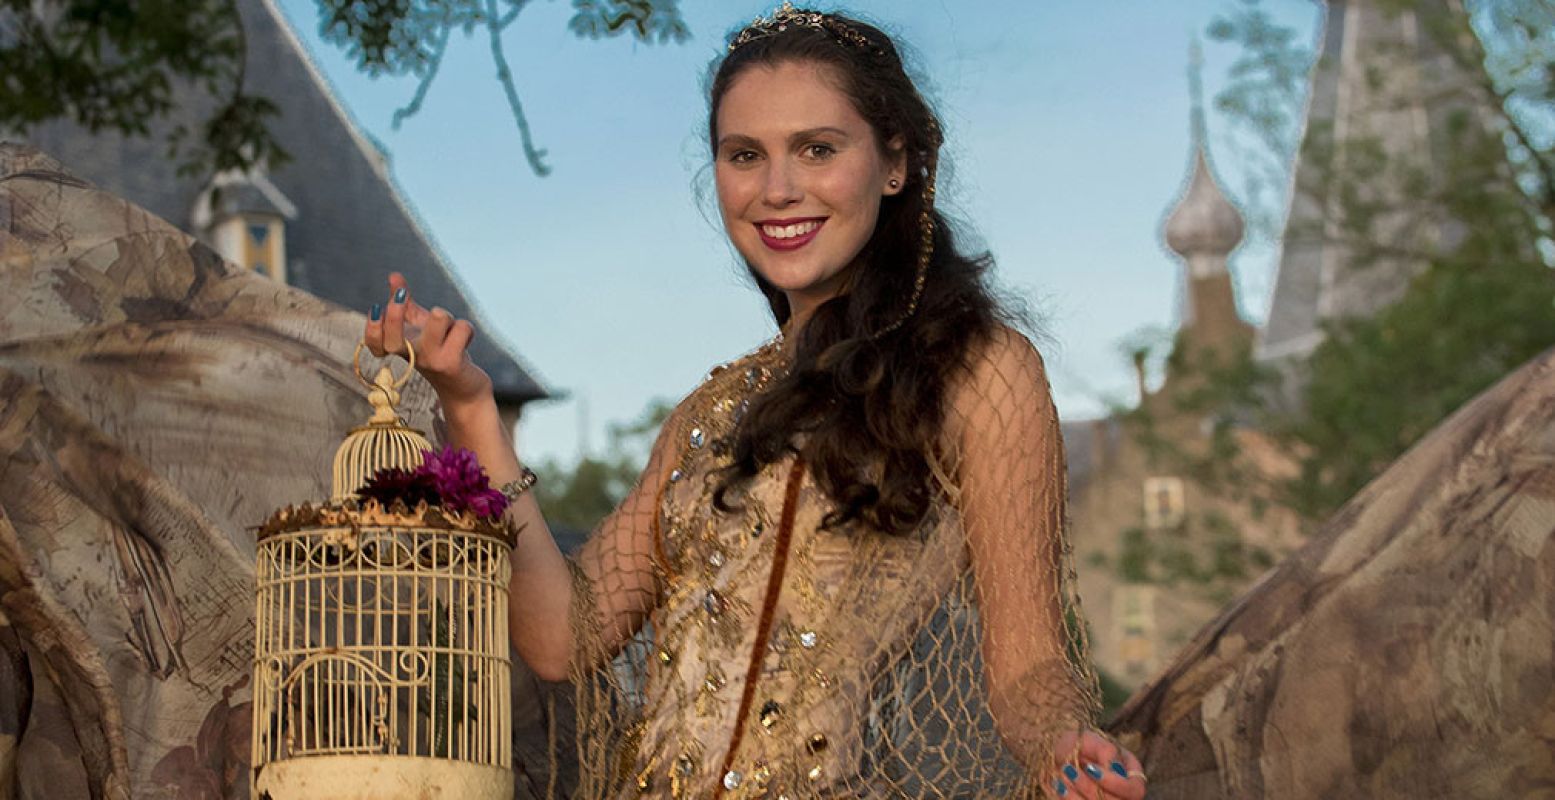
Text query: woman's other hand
1048 729 1147 800
363 271 494 412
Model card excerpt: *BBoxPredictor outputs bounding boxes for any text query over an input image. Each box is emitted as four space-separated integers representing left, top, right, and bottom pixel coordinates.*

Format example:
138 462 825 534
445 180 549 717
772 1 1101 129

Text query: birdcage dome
331 343 434 500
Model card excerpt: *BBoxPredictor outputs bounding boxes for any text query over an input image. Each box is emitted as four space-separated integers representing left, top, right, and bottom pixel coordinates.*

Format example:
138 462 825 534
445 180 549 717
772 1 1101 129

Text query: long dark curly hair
709 9 1018 536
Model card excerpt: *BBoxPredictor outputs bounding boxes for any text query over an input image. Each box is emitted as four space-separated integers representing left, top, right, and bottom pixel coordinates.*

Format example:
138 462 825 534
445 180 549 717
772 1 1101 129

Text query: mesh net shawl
562 325 1099 798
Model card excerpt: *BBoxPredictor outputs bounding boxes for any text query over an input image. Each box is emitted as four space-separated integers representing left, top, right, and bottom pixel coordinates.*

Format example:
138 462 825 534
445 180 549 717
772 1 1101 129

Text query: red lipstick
755 218 825 251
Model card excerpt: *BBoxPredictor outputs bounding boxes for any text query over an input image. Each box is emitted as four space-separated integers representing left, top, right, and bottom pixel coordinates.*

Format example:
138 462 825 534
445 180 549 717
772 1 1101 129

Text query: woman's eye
804 143 836 160
728 150 758 164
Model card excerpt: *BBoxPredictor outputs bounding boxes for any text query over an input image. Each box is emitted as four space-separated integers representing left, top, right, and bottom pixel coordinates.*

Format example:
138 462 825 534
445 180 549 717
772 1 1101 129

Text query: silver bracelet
499 466 539 501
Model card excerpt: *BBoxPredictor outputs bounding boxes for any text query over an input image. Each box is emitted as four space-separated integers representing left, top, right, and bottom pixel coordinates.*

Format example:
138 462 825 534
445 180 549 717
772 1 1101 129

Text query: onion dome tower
1159 38 1255 392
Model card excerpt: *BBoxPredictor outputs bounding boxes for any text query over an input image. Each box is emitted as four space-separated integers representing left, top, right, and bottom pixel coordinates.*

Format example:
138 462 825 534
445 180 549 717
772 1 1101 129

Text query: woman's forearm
444 397 575 681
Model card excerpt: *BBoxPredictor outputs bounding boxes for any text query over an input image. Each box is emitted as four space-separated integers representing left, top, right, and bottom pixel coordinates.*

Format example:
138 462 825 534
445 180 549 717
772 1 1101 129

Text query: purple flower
415 446 510 520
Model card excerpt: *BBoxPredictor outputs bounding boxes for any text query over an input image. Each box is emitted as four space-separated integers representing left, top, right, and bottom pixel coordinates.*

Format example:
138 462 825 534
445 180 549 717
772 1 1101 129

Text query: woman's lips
756 219 825 251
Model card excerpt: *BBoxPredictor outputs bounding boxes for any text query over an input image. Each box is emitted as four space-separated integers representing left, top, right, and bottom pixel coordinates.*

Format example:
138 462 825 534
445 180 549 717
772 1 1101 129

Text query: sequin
704 672 725 692
799 630 819 649
723 770 743 789
674 754 696 777
751 762 772 786
807 733 829 754
689 427 705 449
657 649 673 665
707 551 725 568
703 590 726 617
669 469 683 482
751 521 764 538
759 699 782 730
807 764 824 781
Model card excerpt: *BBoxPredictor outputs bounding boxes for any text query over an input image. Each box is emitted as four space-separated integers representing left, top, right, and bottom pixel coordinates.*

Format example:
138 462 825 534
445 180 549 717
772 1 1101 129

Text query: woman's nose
762 159 802 207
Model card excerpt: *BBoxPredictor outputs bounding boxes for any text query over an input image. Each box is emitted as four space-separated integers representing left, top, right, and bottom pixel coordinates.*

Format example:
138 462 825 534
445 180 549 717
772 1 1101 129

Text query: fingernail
1110 761 1128 778
1054 778 1068 797
1084 763 1103 780
370 303 382 321
393 287 407 303
1063 764 1079 782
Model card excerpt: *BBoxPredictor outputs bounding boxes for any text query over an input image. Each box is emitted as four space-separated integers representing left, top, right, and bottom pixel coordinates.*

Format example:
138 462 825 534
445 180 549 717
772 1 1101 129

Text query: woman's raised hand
363 272 494 412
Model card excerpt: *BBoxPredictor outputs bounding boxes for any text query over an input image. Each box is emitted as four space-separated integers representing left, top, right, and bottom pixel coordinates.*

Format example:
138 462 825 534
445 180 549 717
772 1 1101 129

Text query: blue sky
273 0 1323 464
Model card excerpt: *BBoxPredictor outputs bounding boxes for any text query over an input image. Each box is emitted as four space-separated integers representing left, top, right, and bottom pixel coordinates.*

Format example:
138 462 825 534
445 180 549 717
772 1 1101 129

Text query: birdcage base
254 755 512 799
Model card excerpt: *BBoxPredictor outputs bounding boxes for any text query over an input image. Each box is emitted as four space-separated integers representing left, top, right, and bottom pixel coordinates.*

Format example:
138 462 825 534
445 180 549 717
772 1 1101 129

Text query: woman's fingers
445 318 476 357
364 301 386 356
1057 762 1102 800
423 306 453 347
381 280 410 356
1080 734 1146 800
1050 731 1146 800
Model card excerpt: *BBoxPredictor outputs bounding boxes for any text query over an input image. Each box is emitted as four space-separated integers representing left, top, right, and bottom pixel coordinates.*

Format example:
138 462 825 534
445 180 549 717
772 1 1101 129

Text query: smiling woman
365 3 1147 798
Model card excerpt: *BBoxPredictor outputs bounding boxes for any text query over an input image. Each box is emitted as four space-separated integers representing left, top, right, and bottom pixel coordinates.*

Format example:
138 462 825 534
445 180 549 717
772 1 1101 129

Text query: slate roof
14 0 547 406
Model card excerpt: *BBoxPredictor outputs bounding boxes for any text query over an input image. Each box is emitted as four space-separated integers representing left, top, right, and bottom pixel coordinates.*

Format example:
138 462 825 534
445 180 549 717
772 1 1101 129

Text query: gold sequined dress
565 326 1098 799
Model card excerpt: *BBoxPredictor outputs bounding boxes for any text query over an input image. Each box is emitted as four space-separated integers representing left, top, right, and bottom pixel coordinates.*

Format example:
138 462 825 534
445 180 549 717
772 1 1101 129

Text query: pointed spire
1189 34 1209 153
1164 34 1244 262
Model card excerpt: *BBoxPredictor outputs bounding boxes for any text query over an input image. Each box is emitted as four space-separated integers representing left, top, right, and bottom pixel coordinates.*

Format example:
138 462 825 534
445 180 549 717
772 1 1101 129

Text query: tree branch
483 0 550 176
391 21 451 130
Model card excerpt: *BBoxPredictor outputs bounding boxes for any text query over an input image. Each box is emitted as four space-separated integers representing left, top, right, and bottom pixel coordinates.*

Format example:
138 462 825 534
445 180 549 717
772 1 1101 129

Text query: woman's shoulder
954 324 1054 399
941 324 1056 440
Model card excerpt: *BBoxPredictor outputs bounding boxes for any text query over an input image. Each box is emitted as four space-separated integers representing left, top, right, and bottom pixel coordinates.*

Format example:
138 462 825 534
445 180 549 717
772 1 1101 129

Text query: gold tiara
726 1 874 53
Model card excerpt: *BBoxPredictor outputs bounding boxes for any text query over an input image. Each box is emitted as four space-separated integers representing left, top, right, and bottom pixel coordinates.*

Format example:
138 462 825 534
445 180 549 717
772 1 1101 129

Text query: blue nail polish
370 303 382 321
1084 763 1104 780
1111 761 1128 778
1063 764 1080 782
393 287 407 303
1054 778 1068 797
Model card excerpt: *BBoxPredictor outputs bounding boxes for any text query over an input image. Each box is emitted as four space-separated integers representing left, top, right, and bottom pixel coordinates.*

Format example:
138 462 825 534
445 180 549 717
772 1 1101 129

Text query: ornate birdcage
252 343 516 799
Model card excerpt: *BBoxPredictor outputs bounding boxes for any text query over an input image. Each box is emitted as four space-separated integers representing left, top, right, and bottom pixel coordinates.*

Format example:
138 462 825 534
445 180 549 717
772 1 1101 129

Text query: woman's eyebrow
717 126 853 151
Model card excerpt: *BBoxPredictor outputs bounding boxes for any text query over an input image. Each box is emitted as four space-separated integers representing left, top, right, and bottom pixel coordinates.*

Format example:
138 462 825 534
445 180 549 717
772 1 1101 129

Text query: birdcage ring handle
353 339 417 392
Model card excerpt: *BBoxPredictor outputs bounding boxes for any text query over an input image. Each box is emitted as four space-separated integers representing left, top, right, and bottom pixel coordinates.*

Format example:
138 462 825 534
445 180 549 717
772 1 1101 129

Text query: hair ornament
727 1 876 53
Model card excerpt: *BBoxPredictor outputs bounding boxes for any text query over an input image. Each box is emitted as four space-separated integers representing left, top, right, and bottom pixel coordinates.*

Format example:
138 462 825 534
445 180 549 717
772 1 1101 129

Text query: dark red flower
358 467 441 510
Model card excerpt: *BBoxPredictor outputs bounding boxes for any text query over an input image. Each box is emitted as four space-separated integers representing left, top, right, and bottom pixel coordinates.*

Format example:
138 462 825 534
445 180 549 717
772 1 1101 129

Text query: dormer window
192 168 297 283
242 217 286 281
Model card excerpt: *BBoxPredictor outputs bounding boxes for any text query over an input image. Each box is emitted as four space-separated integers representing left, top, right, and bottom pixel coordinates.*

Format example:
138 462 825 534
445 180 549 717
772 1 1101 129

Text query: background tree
0 0 689 177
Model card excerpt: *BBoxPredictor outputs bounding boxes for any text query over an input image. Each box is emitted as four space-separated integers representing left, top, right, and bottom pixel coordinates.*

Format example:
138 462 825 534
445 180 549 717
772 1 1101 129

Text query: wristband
499 466 539 501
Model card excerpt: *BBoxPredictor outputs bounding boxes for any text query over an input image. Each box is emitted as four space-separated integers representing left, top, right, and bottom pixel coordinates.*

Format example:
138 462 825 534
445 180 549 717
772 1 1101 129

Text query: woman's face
714 60 907 324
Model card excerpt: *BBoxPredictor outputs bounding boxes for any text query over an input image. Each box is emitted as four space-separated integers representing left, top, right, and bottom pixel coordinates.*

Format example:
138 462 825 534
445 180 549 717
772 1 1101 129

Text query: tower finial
1189 33 1208 147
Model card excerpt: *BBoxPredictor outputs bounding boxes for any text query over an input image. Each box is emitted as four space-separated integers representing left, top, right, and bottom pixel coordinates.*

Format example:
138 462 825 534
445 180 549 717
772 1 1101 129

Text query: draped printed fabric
564 327 1099 798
